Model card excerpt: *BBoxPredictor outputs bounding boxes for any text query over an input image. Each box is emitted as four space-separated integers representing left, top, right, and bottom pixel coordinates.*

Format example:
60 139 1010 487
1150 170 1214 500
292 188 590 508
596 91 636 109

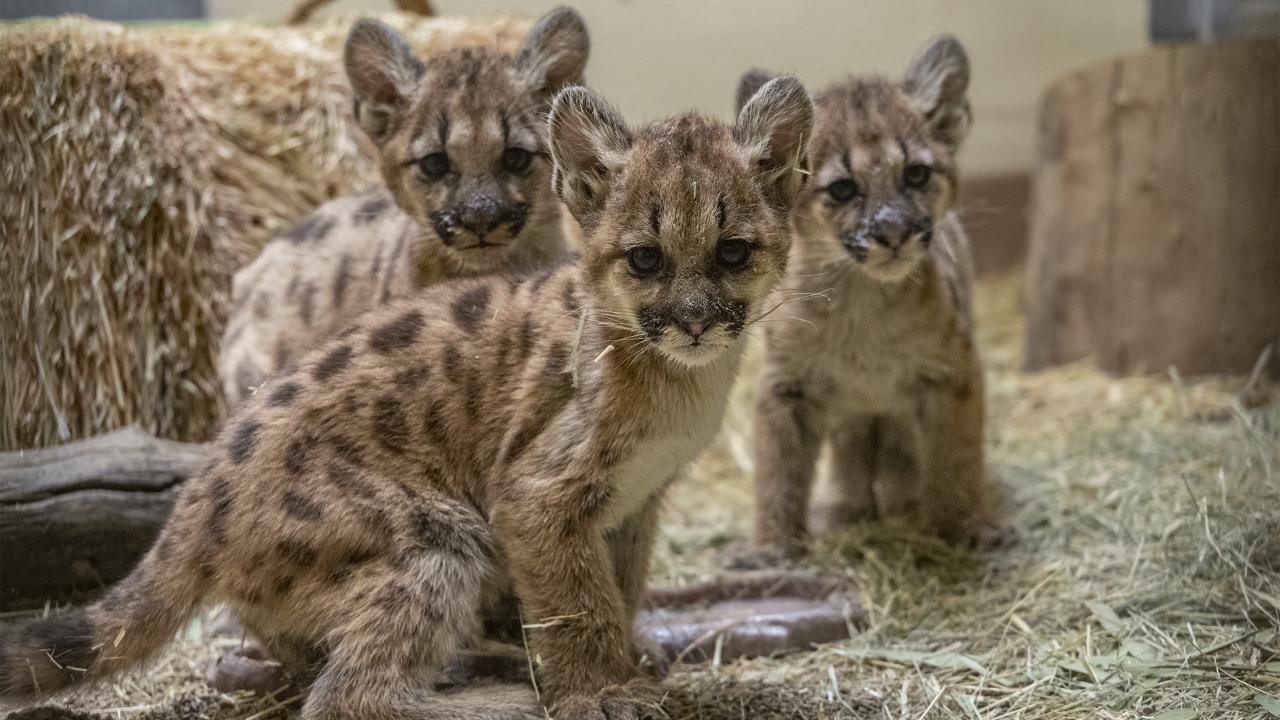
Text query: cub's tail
0 521 209 705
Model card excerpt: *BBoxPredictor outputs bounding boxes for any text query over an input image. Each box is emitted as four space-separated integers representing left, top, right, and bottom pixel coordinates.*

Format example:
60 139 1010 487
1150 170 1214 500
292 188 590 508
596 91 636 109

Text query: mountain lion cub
1 78 814 720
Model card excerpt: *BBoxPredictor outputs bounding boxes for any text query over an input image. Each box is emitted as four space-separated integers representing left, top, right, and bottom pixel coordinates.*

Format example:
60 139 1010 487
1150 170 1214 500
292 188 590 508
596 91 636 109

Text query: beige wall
209 0 1149 174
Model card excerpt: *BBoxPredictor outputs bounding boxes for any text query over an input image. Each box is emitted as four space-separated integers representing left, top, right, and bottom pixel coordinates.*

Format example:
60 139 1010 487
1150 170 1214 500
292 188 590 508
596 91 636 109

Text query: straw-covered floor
15 271 1278 720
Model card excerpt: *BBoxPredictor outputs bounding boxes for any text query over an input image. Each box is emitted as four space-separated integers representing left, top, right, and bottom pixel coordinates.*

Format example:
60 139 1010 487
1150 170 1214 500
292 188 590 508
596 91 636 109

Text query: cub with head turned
221 7 586 407
1 78 813 719
739 36 1007 564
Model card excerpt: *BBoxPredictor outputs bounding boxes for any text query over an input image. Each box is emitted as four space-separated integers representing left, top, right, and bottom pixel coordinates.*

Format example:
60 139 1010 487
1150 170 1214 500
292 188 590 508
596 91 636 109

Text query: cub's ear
734 75 814 213
903 34 971 150
516 7 590 103
734 69 775 115
548 85 631 233
344 19 424 145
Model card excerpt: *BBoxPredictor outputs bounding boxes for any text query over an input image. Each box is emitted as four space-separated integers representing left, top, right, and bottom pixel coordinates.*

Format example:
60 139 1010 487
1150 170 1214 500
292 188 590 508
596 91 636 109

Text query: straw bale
0 13 531 450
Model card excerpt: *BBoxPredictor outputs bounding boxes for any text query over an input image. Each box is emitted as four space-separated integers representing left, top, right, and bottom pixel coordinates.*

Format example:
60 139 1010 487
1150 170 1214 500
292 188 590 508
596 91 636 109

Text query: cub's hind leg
300 509 539 720
811 416 879 533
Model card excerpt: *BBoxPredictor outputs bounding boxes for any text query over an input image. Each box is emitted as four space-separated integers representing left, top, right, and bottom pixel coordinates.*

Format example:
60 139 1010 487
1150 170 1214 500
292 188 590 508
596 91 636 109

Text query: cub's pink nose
683 321 707 338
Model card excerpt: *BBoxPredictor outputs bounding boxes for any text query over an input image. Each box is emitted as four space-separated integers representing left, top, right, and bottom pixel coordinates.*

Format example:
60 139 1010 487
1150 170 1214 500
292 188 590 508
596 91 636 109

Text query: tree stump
0 427 208 609
1025 39 1279 377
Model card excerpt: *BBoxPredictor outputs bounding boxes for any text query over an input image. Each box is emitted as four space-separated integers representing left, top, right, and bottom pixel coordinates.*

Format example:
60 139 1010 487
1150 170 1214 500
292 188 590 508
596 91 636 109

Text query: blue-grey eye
501 147 532 174
626 246 663 275
715 238 751 270
418 152 450 180
904 163 932 188
827 179 858 202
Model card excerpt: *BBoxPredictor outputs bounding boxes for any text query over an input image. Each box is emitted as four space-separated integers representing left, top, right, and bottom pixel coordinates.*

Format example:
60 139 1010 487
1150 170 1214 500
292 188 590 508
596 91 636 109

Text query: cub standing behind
0 79 814 720
221 7 587 407
739 36 1007 564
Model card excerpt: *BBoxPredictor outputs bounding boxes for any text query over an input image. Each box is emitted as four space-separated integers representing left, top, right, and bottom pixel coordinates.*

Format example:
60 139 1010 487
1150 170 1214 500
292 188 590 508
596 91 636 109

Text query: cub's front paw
550 681 666 720
632 634 671 680
938 518 1017 551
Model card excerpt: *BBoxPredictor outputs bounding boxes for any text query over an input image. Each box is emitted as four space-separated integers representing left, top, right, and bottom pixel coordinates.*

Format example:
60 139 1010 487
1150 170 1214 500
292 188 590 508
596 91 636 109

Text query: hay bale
0 14 531 451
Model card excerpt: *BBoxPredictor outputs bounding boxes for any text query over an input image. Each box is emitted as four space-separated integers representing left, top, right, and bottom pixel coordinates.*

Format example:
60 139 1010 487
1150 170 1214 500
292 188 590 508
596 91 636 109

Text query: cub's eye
904 163 932 188
626 246 663 276
715 238 751 270
827 179 859 203
501 147 532 174
418 152 450 180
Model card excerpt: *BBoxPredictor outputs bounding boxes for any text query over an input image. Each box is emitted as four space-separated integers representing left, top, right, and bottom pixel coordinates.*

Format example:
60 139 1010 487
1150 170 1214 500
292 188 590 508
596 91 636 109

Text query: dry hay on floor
0 13 530 452
13 272 1280 719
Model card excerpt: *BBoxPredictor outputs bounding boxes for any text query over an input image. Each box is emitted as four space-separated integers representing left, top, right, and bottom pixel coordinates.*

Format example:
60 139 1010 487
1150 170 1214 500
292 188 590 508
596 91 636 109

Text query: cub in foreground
220 8 586 407
741 36 1006 563
0 79 813 719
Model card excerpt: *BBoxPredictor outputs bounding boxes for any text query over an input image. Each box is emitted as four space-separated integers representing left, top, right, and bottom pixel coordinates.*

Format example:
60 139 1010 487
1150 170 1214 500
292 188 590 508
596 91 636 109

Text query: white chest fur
598 355 738 529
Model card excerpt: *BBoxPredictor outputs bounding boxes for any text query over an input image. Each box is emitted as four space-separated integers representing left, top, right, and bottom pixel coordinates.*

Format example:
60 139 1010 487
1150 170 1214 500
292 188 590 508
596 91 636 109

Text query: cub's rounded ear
903 34 971 150
344 19 424 145
734 75 814 213
735 69 776 116
516 7 590 103
548 85 631 234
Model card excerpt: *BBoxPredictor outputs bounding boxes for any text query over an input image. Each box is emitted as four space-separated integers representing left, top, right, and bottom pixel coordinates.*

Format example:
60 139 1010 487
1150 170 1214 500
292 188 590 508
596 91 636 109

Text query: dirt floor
12 271 1280 720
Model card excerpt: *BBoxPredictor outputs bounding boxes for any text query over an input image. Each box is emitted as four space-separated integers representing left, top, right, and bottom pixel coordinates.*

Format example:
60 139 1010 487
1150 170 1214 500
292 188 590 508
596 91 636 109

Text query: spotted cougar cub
739 36 1006 562
1 79 813 719
221 8 586 407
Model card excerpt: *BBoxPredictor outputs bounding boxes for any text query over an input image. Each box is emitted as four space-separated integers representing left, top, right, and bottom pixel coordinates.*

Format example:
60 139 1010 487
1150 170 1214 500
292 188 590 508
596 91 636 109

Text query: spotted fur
1 80 813 720
219 8 588 408
734 37 1007 565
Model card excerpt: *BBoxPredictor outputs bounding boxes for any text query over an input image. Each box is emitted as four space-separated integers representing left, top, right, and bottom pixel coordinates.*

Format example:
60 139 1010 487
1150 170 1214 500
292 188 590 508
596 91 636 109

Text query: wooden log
0 427 208 609
1025 39 1279 377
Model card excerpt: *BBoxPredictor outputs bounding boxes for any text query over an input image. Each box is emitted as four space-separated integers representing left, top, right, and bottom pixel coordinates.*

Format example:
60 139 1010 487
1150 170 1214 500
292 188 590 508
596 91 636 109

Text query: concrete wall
208 0 1149 175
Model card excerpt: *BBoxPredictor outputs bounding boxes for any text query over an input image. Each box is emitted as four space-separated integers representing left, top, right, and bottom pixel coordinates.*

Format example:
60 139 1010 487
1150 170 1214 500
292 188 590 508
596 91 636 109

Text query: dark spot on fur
327 461 372 498
298 282 316 325
266 381 300 407
283 434 317 476
544 342 571 379
370 310 425 354
353 196 391 224
411 510 477 557
282 490 323 521
253 293 271 320
422 399 448 444
229 420 261 464
286 275 300 300
312 344 354 382
442 345 462 383
336 324 360 340
529 267 557 296
451 285 492 333
333 254 352 309
273 574 295 596
462 371 482 422
372 394 410 453
375 584 410 610
518 316 536 358
561 279 577 311
207 477 233 543
284 214 337 244
275 540 318 567
393 365 429 389
330 435 365 467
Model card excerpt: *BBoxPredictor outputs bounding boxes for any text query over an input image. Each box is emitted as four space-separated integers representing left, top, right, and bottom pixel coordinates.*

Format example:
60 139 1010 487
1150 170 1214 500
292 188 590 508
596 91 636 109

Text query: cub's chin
850 244 927 283
658 334 738 369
